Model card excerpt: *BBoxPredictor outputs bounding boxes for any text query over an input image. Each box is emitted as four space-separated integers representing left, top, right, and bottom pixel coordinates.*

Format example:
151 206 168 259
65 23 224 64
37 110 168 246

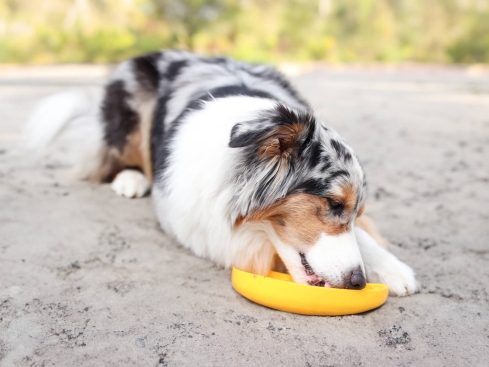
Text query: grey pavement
1 64 489 366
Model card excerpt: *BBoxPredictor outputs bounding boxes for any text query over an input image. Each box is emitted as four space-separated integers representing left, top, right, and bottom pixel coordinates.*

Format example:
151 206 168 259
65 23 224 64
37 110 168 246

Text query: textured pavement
1 64 489 366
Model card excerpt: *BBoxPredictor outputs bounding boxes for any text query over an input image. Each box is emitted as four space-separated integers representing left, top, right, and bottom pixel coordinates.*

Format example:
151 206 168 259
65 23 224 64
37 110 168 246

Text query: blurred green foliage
0 0 488 64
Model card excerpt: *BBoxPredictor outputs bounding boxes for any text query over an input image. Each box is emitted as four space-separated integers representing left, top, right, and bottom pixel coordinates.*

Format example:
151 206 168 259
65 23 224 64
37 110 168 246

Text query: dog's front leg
355 227 419 297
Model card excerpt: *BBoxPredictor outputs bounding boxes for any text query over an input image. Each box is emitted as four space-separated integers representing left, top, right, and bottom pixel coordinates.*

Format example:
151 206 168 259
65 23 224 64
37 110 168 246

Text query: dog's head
229 103 367 289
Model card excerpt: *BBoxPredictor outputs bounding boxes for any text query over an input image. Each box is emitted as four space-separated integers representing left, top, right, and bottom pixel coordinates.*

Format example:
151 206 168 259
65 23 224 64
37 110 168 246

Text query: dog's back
94 50 309 185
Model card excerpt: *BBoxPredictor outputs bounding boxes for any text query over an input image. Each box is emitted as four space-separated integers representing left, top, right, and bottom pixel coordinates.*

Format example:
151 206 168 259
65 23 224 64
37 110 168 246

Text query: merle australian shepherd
28 50 418 296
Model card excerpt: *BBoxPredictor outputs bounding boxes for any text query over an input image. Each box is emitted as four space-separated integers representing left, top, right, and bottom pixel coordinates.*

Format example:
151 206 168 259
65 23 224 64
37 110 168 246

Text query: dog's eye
327 198 344 215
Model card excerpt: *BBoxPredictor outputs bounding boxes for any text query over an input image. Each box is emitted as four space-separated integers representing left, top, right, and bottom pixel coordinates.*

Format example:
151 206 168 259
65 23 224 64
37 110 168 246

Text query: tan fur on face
237 193 352 247
329 183 357 213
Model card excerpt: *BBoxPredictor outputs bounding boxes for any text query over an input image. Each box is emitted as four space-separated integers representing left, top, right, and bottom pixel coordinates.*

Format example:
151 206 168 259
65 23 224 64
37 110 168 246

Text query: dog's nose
349 271 366 290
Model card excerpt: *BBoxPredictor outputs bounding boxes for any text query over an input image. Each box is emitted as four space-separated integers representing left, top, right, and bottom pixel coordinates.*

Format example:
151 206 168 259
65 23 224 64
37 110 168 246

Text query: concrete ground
1 64 488 367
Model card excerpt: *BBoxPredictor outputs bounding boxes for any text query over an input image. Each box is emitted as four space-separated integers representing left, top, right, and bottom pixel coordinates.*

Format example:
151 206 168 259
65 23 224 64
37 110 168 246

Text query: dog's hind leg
88 54 160 195
354 227 419 296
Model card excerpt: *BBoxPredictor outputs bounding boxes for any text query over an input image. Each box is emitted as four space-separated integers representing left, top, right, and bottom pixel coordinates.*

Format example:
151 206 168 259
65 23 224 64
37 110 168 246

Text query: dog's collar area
299 252 328 287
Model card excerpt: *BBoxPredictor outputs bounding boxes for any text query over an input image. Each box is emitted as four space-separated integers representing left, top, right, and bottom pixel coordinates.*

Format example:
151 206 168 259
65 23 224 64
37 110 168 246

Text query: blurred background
1 0 489 65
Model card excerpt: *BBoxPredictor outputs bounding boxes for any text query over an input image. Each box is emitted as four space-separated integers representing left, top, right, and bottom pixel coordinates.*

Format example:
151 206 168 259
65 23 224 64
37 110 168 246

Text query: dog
26 50 418 296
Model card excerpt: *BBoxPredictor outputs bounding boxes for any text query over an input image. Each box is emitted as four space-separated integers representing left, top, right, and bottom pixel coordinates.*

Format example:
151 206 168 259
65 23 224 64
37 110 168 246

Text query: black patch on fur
330 139 352 162
151 95 168 173
294 178 328 196
200 56 228 65
243 66 309 107
183 85 275 114
101 80 139 151
210 85 274 100
271 104 315 128
327 197 345 217
328 170 350 180
151 60 189 176
230 104 315 150
229 124 273 148
306 141 322 168
196 55 306 107
330 139 346 157
133 52 161 91
320 156 332 172
290 169 350 197
299 252 314 275
166 60 188 81
300 123 315 154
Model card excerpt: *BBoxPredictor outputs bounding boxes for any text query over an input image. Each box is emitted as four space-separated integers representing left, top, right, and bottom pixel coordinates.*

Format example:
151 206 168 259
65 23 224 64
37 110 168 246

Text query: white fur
305 231 365 286
23 89 95 150
109 60 139 94
355 227 419 296
23 88 103 179
111 169 150 198
153 96 279 271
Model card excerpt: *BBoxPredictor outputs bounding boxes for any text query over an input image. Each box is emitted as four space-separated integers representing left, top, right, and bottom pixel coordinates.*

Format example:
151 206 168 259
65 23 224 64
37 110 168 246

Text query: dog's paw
366 258 419 297
111 169 150 198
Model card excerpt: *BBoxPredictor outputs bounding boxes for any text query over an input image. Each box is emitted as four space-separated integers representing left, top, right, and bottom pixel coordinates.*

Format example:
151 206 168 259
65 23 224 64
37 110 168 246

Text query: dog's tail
23 88 105 179
24 89 100 150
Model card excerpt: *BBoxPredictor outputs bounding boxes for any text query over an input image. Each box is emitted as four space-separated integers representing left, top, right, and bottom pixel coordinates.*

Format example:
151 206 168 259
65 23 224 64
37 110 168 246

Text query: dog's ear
229 104 315 160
